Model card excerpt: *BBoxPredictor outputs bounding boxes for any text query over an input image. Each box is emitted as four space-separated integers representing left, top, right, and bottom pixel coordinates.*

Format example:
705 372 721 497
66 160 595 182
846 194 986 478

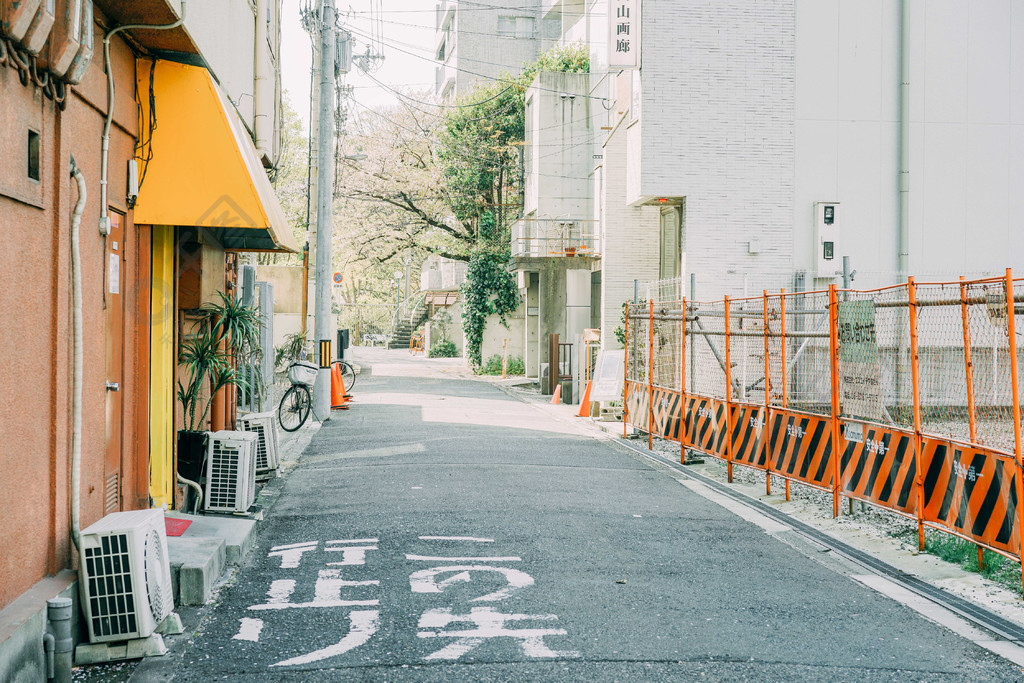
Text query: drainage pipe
46 597 73 683
69 157 86 552
897 0 910 277
99 0 187 235
253 0 270 158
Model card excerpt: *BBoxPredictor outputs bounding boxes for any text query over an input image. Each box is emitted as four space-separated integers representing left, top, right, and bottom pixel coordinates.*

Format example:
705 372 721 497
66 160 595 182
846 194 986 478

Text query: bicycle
337 359 356 390
278 361 316 432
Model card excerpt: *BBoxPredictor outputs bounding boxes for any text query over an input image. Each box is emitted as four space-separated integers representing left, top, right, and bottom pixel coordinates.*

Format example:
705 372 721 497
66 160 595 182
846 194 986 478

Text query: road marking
232 618 264 642
271 610 380 667
678 479 791 534
852 574 1024 667
251 571 379 610
269 543 318 569
406 554 522 562
326 545 378 566
410 565 534 602
417 607 579 660
327 538 379 544
419 536 495 542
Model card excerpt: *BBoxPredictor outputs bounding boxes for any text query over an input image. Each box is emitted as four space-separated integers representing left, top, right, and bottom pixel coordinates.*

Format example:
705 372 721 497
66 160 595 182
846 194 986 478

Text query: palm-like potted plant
176 292 262 491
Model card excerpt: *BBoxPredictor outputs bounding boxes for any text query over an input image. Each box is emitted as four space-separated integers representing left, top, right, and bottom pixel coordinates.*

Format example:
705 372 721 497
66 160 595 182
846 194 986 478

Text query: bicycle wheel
278 385 311 432
339 361 356 390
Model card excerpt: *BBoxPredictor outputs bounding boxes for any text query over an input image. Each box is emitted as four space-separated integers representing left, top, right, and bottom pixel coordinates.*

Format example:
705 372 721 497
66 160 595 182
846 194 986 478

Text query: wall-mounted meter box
21 0 55 55
1 0 43 42
813 201 840 278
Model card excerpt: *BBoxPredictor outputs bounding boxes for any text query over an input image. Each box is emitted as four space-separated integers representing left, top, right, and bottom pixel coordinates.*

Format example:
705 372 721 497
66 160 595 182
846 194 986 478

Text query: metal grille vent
250 422 270 470
144 528 172 621
104 472 119 514
83 534 137 638
207 441 242 510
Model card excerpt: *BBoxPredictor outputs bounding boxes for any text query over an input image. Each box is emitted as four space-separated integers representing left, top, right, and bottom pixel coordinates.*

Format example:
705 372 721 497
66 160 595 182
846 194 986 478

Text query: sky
280 0 437 132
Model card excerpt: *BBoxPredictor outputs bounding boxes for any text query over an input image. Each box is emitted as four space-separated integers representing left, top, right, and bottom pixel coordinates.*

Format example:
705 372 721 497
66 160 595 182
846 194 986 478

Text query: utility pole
313 0 336 419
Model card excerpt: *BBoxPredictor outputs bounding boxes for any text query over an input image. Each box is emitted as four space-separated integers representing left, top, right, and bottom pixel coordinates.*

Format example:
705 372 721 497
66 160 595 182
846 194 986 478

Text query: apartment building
0 1 295 676
434 0 558 99
525 0 1024 359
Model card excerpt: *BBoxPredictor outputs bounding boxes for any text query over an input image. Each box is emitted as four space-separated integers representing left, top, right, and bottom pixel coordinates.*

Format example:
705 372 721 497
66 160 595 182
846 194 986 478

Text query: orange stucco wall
0 11 148 611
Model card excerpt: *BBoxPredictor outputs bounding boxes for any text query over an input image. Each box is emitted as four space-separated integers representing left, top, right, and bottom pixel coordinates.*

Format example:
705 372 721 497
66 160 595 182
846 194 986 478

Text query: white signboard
589 350 625 402
608 0 640 70
837 300 882 421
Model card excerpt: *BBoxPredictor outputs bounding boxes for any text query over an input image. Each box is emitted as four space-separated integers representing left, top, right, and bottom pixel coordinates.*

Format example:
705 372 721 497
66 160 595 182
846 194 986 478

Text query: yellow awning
134 59 300 253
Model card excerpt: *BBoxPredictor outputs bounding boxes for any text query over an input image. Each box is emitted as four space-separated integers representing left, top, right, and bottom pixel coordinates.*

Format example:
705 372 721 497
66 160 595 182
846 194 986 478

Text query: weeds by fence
624 270 1024 591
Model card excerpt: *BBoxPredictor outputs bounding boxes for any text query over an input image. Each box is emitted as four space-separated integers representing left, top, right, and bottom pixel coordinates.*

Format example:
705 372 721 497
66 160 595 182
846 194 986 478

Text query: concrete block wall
634 0 797 300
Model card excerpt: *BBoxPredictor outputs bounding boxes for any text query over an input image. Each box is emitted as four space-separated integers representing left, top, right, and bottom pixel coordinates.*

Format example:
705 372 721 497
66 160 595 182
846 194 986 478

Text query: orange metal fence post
648 299 655 451
725 295 733 483
764 290 771 495
828 285 842 518
781 290 789 501
907 277 926 550
681 297 687 465
1003 268 1024 592
623 305 630 439
960 276 985 569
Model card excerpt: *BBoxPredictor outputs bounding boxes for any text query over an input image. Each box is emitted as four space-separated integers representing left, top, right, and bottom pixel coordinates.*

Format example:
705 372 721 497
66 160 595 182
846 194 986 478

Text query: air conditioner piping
177 473 203 513
99 0 187 235
70 157 86 553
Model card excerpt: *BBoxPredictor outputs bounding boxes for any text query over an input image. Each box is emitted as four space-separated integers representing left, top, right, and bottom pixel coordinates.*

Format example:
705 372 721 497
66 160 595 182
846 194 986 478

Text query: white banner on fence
589 350 625 402
837 300 883 421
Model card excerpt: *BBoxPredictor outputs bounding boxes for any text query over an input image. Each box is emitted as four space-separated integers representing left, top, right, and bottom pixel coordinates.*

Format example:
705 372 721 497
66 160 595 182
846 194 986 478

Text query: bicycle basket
288 361 318 387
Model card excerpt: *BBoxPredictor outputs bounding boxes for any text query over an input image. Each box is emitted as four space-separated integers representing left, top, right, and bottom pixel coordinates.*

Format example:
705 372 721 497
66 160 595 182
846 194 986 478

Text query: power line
344 22 609 103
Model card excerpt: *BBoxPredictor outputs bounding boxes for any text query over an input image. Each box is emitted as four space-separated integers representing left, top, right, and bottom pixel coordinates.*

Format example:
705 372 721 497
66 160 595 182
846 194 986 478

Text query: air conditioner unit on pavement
204 430 258 513
238 412 280 474
78 508 174 643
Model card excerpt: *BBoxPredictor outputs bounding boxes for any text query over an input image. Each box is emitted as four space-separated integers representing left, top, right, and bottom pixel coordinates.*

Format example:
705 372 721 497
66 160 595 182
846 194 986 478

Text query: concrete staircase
388 296 430 349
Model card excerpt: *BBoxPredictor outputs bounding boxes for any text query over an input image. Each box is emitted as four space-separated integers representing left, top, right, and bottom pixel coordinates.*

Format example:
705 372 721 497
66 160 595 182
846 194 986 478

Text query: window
27 130 40 181
498 16 535 39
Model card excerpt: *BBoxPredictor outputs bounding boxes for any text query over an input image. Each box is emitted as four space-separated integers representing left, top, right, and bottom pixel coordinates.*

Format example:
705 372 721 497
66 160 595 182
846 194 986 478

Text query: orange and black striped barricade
919 437 1020 558
684 395 728 460
839 422 917 516
768 408 834 491
729 403 768 469
625 380 650 434
650 388 683 442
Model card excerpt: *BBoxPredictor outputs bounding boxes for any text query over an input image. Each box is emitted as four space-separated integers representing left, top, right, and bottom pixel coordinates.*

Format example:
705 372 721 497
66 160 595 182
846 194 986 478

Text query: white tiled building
531 0 1024 356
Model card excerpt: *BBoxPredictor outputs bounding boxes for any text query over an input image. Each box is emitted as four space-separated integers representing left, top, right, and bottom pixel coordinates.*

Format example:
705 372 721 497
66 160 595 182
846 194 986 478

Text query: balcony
511 218 600 260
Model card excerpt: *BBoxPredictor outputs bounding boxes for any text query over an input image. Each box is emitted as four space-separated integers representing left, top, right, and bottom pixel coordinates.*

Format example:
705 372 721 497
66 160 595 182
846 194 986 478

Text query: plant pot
176 430 209 483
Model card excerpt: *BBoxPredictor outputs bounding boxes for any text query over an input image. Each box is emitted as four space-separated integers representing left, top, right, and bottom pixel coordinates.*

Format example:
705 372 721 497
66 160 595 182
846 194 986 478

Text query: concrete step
164 512 256 606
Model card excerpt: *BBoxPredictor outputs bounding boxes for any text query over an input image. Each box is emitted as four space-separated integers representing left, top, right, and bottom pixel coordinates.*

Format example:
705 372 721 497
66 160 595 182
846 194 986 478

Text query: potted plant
176 292 261 493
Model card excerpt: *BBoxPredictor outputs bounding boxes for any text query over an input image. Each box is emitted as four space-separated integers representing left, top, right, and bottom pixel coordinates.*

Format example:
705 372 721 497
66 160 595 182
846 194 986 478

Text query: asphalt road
165 353 1022 681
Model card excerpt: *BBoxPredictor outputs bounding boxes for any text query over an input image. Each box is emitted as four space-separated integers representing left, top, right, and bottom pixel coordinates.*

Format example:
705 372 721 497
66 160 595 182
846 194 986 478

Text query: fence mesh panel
689 300 728 400
626 303 649 385
913 282 972 443
766 294 785 407
651 302 683 390
730 297 767 406
963 280 1018 452
784 291 832 415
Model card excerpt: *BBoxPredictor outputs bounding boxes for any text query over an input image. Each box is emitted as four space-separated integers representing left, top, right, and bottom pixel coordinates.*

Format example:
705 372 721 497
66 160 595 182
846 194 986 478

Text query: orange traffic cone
331 362 351 410
550 383 561 405
576 380 593 418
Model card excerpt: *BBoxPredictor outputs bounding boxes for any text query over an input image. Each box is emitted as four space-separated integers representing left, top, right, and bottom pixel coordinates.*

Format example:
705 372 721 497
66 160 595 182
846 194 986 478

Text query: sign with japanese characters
608 0 640 69
837 300 883 421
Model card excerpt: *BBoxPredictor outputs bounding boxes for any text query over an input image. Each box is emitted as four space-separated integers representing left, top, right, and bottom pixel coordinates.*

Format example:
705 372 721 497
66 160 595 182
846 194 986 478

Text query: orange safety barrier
623 268 1024 592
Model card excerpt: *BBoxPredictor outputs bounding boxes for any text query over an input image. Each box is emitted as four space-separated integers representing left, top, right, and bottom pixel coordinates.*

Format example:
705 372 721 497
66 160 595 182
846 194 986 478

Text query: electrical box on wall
813 202 840 278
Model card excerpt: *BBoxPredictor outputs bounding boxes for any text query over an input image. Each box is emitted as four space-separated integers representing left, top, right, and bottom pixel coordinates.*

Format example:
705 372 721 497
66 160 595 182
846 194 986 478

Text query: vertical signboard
608 0 640 70
837 300 883 421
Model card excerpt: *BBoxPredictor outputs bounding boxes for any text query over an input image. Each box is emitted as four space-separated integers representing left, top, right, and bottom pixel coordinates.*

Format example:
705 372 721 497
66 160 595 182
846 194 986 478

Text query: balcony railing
511 218 600 259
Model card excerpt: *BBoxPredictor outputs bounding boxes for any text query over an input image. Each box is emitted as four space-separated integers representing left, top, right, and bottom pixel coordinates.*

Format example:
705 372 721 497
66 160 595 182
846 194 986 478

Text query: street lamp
393 270 403 313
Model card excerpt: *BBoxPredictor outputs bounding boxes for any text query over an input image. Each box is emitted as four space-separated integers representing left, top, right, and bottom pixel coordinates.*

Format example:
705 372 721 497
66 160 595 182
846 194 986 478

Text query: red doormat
165 518 193 537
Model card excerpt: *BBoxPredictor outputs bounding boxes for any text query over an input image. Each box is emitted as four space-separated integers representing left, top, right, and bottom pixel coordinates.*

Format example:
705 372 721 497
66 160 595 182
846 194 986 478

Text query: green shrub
429 340 459 358
478 354 525 376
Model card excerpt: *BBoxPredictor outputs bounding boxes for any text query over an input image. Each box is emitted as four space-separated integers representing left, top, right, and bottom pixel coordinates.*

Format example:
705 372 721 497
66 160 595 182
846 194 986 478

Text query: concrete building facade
434 0 558 99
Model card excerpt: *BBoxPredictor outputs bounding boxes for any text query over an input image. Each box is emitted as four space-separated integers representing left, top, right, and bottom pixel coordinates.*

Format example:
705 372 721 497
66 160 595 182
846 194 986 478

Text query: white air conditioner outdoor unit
238 412 280 474
204 430 258 513
78 508 174 643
